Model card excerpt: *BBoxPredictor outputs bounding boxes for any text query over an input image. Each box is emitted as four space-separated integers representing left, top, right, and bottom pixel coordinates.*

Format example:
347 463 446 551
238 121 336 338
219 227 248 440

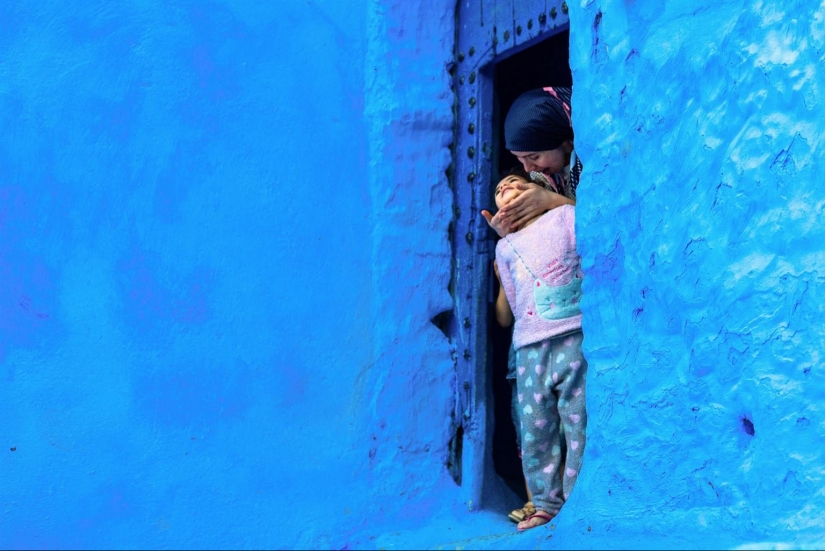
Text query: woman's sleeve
566 156 583 199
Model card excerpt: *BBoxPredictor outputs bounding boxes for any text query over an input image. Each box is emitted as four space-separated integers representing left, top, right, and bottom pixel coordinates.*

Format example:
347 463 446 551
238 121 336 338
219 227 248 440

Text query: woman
482 87 584 528
482 87 582 238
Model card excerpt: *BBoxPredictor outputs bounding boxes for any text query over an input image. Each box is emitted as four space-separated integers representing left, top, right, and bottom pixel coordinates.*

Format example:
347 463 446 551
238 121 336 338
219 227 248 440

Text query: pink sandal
516 510 553 531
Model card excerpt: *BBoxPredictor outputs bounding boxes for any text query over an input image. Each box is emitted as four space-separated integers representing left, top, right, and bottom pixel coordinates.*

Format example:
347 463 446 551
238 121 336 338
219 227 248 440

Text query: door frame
448 0 572 510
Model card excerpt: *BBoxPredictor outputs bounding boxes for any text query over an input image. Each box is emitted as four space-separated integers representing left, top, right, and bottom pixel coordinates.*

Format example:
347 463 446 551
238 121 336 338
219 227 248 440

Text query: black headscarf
504 87 574 152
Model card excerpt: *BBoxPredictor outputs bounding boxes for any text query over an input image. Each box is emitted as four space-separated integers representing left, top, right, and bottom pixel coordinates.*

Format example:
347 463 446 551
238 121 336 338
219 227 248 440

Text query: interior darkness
494 29 572 176
489 30 572 496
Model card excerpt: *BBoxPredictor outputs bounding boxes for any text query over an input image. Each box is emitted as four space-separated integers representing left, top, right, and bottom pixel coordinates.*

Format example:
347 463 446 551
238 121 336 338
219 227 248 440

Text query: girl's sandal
516 510 553 531
507 501 536 523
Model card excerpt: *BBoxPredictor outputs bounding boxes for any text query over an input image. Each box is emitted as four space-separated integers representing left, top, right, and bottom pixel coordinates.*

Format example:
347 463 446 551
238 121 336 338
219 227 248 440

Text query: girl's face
510 140 573 176
494 174 530 209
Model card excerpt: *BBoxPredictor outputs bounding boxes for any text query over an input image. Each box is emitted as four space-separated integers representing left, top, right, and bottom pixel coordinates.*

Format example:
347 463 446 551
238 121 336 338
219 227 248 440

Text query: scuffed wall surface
6 0 825 548
0 0 455 548
557 0 825 547
354 0 458 532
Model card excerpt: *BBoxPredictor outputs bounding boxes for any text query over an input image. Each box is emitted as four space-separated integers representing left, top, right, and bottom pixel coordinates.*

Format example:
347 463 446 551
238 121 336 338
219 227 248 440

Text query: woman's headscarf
504 87 573 152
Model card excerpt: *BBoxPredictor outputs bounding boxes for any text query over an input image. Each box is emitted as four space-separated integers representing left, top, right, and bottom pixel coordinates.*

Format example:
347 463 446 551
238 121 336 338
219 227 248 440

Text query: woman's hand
481 183 574 238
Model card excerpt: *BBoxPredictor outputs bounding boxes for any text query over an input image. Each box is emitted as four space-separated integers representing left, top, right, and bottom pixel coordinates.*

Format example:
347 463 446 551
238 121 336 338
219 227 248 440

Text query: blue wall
1 1 456 548
563 0 825 548
3 0 825 549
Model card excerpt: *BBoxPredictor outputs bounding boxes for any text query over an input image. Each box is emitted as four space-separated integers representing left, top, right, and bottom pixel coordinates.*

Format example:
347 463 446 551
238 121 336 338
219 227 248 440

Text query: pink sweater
495 205 583 349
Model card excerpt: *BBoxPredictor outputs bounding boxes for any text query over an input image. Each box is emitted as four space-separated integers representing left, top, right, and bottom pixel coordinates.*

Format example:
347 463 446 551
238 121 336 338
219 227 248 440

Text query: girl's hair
502 165 555 192
500 166 532 182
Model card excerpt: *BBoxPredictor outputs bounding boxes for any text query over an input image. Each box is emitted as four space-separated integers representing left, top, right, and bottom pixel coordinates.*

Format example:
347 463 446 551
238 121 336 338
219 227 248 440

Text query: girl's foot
517 510 553 531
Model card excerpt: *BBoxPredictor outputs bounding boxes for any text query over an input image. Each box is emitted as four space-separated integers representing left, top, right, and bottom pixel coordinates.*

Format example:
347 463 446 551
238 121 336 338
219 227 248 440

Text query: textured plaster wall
558 0 825 548
5 0 825 549
0 1 456 548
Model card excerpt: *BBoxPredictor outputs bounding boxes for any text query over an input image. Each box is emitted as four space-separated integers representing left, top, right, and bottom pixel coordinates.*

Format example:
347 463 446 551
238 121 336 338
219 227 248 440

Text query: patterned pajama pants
515 329 587 517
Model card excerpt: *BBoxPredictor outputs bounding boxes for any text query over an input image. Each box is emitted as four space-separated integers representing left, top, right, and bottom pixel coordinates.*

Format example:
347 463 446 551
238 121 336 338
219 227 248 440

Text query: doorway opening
487 29 573 501
448 1 574 512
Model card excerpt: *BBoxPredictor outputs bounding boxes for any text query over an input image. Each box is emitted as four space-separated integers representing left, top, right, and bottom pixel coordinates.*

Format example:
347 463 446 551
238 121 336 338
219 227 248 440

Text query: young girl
491 168 587 531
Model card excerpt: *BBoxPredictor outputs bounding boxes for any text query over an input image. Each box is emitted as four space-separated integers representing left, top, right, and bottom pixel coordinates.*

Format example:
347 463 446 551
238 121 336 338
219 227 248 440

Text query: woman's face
510 140 573 176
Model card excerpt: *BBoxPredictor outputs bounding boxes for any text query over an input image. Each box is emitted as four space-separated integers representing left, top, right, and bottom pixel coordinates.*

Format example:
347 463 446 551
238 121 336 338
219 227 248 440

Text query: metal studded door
447 0 571 509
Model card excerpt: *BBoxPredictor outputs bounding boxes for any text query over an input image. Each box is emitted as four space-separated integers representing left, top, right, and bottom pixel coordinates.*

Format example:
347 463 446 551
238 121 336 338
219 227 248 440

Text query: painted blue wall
1 1 456 548
3 0 825 549
561 0 825 548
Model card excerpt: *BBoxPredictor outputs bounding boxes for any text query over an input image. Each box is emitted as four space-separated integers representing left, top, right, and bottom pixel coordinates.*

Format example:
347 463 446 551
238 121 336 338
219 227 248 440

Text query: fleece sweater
495 204 583 349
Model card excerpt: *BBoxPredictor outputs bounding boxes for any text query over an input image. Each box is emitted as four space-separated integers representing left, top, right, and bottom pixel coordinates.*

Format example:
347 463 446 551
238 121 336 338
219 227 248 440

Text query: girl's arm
493 260 514 327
